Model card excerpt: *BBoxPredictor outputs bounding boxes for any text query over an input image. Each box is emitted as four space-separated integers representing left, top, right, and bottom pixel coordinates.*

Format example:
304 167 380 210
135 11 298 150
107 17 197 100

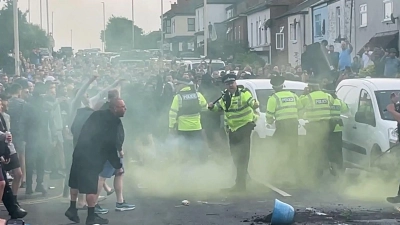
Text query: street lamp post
102 2 106 52
40 0 43 29
160 0 164 58
28 0 30 22
52 11 54 34
132 0 135 49
203 0 208 57
13 0 20 76
46 0 49 34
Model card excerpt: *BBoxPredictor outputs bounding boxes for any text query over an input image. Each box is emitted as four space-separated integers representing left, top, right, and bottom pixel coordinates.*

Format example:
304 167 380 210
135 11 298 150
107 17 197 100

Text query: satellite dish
391 13 399 24
264 19 273 30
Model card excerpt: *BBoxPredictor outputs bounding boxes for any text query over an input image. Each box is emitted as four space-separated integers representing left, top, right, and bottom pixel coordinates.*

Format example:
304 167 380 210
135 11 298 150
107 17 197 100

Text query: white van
236 79 308 138
336 78 399 169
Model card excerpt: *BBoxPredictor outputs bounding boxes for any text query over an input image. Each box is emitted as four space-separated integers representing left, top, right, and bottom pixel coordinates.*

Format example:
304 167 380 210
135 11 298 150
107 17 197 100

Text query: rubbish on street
48 186 55 189
182 200 190 206
197 201 231 205
306 207 327 216
271 199 295 224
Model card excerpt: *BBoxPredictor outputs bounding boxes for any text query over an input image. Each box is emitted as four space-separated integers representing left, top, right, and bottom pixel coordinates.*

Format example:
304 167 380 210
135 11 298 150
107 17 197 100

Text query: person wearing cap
266 75 302 176
300 80 334 181
323 84 348 176
208 73 259 192
380 48 400 78
169 77 208 161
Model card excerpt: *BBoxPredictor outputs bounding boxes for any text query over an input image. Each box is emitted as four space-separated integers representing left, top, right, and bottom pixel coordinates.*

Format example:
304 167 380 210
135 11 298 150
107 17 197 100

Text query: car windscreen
375 90 400 121
256 89 304 113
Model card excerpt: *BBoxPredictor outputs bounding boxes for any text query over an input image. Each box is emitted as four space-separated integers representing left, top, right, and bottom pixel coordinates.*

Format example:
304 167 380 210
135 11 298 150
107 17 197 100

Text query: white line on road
264 183 291 197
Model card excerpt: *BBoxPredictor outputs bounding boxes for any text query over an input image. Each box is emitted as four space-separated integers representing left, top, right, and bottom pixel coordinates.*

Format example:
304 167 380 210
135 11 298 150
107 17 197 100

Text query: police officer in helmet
266 75 302 178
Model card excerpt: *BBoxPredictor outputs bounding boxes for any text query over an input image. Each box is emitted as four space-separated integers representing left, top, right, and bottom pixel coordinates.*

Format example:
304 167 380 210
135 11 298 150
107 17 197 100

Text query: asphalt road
3 170 400 225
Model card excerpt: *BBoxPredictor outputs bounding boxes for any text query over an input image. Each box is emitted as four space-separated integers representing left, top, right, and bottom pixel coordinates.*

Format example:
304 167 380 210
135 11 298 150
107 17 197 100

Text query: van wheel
369 145 381 168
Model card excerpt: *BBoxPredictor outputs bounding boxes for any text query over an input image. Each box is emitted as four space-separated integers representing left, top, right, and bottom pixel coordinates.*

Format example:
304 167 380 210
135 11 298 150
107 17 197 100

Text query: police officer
300 81 334 180
208 73 259 192
266 75 302 175
324 85 349 176
169 78 208 161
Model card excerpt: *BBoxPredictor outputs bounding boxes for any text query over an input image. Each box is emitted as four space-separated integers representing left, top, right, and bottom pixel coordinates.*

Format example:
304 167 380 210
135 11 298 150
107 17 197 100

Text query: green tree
0 0 48 71
101 16 143 52
140 30 161 50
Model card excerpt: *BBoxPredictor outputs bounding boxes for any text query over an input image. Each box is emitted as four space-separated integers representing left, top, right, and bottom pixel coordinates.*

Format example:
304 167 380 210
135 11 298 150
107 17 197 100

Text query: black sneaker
10 206 28 219
387 196 400 204
65 208 80 223
86 214 109 225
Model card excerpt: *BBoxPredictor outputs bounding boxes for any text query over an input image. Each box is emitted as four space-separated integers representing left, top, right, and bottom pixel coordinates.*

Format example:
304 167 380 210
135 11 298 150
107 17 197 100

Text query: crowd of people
0 37 398 224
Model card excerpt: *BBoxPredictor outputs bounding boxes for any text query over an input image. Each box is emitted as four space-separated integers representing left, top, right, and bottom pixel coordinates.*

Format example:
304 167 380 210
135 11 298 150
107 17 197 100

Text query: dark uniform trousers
274 119 299 171
228 122 255 189
305 120 330 179
328 131 343 173
25 144 46 190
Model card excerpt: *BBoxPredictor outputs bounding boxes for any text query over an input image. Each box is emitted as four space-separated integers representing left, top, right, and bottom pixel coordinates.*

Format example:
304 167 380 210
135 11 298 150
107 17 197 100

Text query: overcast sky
14 0 173 50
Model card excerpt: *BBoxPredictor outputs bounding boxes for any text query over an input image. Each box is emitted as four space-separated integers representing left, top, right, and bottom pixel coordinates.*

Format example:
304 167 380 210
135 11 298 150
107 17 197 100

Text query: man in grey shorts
96 95 135 213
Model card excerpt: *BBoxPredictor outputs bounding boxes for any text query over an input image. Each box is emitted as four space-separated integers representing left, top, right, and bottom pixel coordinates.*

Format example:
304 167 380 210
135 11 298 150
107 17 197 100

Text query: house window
172 20 175 34
238 25 241 41
166 20 171 34
250 23 253 47
290 23 297 41
256 21 259 45
336 7 341 36
187 18 195 31
314 14 322 37
234 27 237 40
360 4 367 27
197 11 200 31
383 0 393 21
276 33 284 50
226 9 233 19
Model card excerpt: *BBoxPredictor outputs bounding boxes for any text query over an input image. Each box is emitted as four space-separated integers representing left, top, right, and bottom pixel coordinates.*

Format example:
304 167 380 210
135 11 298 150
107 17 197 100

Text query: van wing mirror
354 111 365 123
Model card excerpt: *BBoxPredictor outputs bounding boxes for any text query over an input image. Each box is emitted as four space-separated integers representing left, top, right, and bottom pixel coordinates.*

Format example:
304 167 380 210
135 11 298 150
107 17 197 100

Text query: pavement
1 166 400 225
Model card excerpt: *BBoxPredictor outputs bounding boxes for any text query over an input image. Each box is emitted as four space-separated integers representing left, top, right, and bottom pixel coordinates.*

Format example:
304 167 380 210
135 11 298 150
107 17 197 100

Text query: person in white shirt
362 46 374 68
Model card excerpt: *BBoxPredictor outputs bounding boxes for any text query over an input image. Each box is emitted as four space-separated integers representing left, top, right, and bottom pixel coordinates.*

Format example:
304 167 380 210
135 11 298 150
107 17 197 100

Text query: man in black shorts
65 98 126 225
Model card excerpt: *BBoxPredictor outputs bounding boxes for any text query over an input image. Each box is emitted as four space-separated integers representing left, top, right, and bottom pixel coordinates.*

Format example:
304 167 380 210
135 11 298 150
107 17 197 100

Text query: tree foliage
0 0 49 70
101 16 160 51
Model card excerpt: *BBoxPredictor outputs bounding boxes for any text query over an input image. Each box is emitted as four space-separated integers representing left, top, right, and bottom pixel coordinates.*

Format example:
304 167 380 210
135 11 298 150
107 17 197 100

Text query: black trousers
228 123 254 189
274 119 299 172
63 140 73 191
328 131 343 171
305 120 330 178
1 167 19 217
25 144 46 190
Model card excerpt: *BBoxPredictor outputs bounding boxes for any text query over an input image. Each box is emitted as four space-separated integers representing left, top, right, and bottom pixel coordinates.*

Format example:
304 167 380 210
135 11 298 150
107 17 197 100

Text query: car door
340 86 361 167
351 89 376 168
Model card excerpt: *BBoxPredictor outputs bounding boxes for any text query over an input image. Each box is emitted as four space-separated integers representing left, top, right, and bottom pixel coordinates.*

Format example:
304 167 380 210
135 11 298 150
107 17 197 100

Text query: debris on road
197 201 231 205
306 207 328 216
182 200 190 206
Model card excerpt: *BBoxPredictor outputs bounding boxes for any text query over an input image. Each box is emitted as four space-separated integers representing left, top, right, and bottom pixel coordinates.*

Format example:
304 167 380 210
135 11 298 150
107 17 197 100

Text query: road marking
264 183 291 197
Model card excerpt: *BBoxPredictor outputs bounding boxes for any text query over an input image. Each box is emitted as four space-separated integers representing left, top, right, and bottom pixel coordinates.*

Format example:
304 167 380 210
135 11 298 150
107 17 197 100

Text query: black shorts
3 154 20 171
68 159 100 194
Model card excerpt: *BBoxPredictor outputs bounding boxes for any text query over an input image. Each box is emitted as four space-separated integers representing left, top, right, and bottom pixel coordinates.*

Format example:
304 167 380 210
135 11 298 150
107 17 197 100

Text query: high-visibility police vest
266 91 299 121
331 98 343 132
177 86 201 116
213 88 257 131
304 91 332 122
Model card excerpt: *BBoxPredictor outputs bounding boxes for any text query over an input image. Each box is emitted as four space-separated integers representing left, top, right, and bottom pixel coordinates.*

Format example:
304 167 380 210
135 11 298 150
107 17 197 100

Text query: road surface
2 169 399 225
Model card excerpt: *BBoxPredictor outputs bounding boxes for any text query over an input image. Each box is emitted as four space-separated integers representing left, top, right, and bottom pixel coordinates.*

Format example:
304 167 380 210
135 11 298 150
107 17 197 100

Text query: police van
236 79 308 138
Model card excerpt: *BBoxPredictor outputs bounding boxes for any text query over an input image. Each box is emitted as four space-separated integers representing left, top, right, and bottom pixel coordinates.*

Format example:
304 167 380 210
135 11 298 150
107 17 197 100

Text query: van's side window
358 89 375 123
343 88 359 115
